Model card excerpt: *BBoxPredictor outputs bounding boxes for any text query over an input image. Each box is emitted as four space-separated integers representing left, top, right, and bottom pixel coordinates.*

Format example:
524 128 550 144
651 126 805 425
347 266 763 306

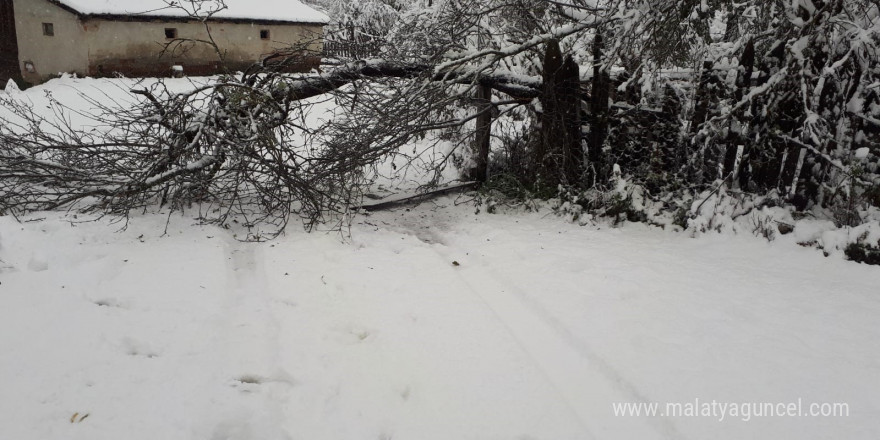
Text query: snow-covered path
1 199 878 440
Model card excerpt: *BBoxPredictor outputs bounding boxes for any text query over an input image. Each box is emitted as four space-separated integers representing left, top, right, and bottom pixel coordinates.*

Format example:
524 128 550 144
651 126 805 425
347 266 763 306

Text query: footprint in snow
120 337 159 359
92 298 127 309
27 252 49 272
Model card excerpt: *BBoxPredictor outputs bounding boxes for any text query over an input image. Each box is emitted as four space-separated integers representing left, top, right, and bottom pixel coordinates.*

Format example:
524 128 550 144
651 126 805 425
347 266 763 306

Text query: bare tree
157 0 230 65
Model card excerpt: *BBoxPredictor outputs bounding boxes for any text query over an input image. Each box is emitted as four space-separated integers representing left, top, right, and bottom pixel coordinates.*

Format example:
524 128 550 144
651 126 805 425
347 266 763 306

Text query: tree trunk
561 56 583 185
536 39 562 187
728 39 754 188
690 60 716 134
537 39 584 189
588 32 610 186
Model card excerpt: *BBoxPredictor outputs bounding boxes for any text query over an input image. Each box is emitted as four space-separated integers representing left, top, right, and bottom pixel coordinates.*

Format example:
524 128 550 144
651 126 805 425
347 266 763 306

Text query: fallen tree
1 0 878 238
0 55 546 235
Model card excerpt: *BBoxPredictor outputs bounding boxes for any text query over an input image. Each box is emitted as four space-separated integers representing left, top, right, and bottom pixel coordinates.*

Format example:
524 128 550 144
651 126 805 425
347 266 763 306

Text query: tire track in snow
427 240 683 440
222 236 294 440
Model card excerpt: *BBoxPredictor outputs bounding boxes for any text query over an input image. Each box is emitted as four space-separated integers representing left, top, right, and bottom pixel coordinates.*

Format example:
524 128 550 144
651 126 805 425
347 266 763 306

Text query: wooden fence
323 40 382 60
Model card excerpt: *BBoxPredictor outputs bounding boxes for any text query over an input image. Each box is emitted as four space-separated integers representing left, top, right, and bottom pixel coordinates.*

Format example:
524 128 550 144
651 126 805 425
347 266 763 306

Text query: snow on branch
280 60 543 101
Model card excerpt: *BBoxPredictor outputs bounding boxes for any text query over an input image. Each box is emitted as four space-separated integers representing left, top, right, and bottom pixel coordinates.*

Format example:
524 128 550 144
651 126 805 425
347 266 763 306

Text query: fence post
469 85 493 183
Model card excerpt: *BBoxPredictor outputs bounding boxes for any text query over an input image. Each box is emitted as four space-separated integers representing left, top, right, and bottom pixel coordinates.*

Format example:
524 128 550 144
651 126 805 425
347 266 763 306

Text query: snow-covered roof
51 0 329 24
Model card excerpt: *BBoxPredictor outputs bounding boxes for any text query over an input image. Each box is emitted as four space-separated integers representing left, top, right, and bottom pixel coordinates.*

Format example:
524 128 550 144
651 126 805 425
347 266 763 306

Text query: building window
165 28 177 39
42 23 54 36
260 29 270 40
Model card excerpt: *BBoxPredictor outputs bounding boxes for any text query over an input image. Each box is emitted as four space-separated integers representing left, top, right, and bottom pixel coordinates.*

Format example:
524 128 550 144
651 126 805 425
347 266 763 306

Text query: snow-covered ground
1 199 878 440
2 77 879 439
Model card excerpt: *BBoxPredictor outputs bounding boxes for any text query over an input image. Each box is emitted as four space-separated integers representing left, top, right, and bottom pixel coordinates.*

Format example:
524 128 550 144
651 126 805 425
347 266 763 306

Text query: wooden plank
357 182 479 211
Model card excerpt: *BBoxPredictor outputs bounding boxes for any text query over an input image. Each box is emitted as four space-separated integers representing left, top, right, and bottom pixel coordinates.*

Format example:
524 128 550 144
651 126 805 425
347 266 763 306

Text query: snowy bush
845 241 880 266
